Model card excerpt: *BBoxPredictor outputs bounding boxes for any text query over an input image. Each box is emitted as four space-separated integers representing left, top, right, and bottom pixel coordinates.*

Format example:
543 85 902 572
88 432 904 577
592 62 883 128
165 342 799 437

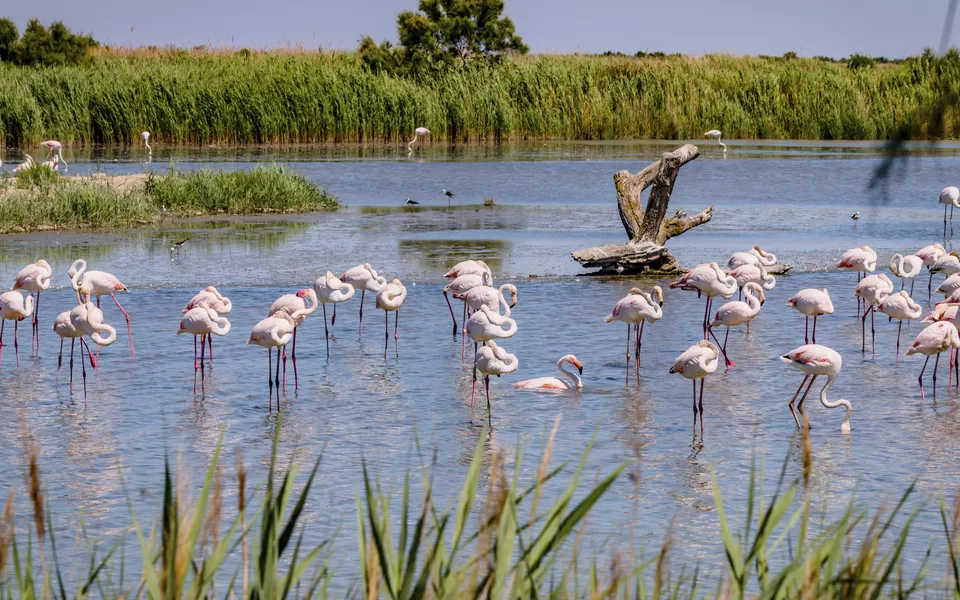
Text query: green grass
0 165 338 233
0 50 958 146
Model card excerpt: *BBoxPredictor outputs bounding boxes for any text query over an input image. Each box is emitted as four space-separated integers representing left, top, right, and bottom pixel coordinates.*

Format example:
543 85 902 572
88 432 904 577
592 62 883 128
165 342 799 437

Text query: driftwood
572 144 712 275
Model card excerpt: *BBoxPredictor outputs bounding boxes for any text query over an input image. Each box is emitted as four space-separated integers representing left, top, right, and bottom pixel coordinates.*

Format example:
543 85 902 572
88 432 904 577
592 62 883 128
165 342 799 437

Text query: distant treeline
1 49 958 146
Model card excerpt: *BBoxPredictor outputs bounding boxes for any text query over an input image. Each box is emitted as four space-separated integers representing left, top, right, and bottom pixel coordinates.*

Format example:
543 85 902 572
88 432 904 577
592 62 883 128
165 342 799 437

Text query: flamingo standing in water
707 282 765 369
836 246 877 317
376 279 407 358
178 307 230 394
916 243 946 300
0 291 34 368
786 288 834 345
938 273 960 298
907 321 960 400
940 186 960 236
930 252 960 298
247 311 297 409
513 355 583 391
855 274 894 353
727 246 776 270
182 286 232 361
141 131 152 157
12 259 52 352
729 263 776 300
341 263 386 335
314 273 354 356
669 263 737 339
442 260 492 335
407 127 430 153
874 291 923 362
473 340 519 426
52 301 115 397
68 259 134 357
455 283 517 318
40 141 66 172
780 345 851 433
268 288 317 388
703 130 726 152
604 286 663 381
889 254 923 295
922 302 960 385
669 340 719 435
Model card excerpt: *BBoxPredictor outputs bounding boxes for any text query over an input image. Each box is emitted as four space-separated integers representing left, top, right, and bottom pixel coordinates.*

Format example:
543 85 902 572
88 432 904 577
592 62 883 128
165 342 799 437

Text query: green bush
0 18 98 67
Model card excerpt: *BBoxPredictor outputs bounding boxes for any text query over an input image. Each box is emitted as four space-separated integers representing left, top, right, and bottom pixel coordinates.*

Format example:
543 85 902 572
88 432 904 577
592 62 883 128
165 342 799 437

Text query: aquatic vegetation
0 50 958 146
0 166 338 233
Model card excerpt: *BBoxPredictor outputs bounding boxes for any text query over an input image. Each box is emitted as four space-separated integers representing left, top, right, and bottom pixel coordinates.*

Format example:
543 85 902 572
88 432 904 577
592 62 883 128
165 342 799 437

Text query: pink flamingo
444 260 491 279
930 252 960 299
407 127 430 152
920 303 960 387
940 186 960 236
727 246 777 270
443 261 492 336
836 246 877 317
604 286 663 381
938 275 960 299
786 288 834 344
455 283 517 317
53 302 115 397
341 264 385 334
707 282 765 369
247 311 296 409
916 243 946 300
178 307 231 394
473 340 518 426
40 141 66 172
314 273 354 356
889 254 923 295
376 279 407 358
780 345 852 433
0 291 34 368
182 286 231 360
12 259 52 352
874 291 922 362
729 263 775 299
907 321 960 400
669 263 737 339
68 259 134 358
855 274 894 353
269 289 317 388
514 355 583 391
669 340 719 434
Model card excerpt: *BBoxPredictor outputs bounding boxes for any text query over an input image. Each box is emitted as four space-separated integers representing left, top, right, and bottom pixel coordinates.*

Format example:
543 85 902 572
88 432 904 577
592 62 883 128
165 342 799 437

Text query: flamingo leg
796 375 817 415
707 326 735 369
485 375 492 428
945 204 949 237
692 380 698 435
56 338 63 385
955 345 959 387
79 337 88 400
33 291 40 353
110 293 135 358
322 304 330 358
951 349 954 389
0 320 4 365
194 335 199 372
860 307 868 353
383 310 389 359
702 296 711 340
812 315 818 344
952 203 955 236
625 324 631 384
896 321 902 363
281 345 287 389
358 290 365 336
199 334 206 395
13 320 19 369
291 328 298 390
267 347 273 407
910 278 915 297
461 304 467 361
928 272 934 303
918 355 930 400
443 291 458 336
274 346 281 394
934 352 941 400
471 359 478 410
208 334 213 361
722 327 729 356
698 377 705 435
394 311 399 358
870 306 876 355
69 339 75 391
332 303 337 327
637 320 645 377
788 375 810 429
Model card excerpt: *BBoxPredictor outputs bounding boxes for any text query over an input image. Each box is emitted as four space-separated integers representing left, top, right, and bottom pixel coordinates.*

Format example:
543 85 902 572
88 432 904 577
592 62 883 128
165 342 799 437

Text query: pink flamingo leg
787 374 811 429
13 320 19 369
624 324 631 384
358 290 365 336
274 346 282 395
110 293 135 358
322 304 330 358
78 339 88 400
443 291 458 336
692 380 698 434
812 315 818 344
194 335 199 372
707 326 735 369
291 328 298 390
208 334 213 361
56 338 63 385
698 377 705 435
804 316 809 345
199 334 206 395
267 348 274 408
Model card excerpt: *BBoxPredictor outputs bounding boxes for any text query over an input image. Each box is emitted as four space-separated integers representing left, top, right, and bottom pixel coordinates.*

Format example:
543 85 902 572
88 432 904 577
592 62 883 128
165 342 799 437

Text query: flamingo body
514 355 583 390
780 344 851 433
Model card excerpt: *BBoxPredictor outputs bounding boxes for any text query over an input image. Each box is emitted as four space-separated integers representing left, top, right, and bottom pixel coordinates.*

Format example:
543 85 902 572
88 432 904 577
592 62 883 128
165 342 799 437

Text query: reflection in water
398 239 508 274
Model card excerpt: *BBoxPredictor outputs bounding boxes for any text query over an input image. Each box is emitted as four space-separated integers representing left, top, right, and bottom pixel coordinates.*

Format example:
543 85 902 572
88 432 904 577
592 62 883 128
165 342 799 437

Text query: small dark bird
851 212 860 221
615 262 625 275
674 209 686 218
170 238 190 255
443 189 455 207
405 198 420 205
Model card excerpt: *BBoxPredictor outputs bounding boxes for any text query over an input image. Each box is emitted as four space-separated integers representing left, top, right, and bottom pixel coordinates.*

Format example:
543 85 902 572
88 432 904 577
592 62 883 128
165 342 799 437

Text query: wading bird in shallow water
443 189 455 207
889 253 923 295
907 321 960 401
178 307 230 394
670 263 736 340
68 259 134 358
727 246 776 270
442 259 492 335
341 263 386 335
930 252 960 295
247 311 296 410
141 131 151 156
376 279 407 359
473 340 518 427
268 289 317 389
170 238 189 256
786 288 834 345
729 263 775 299
836 246 877 317
455 283 517 319
405 198 419 205
937 273 960 298
916 242 946 300
855 274 894 354
940 186 960 237
874 291 923 362
669 340 719 435
314 273 354 357
407 127 430 153
708 282 766 369
703 129 726 152
12 154 33 173
183 286 232 360
514 355 583 391
41 140 67 172
465 305 517 362
604 286 663 382
851 212 860 226
0 291 34 368
12 259 52 353
780 345 851 433
53 301 115 397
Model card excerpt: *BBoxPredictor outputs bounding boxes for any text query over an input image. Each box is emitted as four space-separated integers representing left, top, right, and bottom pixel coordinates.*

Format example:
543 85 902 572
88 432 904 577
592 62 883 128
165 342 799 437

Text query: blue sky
7 0 956 58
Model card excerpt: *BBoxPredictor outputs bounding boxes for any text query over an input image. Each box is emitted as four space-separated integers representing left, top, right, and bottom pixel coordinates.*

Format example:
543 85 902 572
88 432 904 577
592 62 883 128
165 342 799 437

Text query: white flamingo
727 246 776 269
889 253 924 295
780 345 851 433
707 282 766 369
669 340 719 434
874 291 923 361
604 286 663 381
941 186 960 236
407 127 430 152
514 355 583 391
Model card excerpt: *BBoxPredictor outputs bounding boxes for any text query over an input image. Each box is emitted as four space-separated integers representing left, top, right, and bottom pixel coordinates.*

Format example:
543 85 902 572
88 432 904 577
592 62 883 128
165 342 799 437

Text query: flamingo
836 246 877 317
141 131 152 156
703 129 726 152
930 252 960 296
247 311 296 408
889 253 923 295
444 270 492 347
939 288 960 304
40 141 66 172
916 243 946 300
855 274 894 353
376 279 407 358
455 283 517 317
69 259 134 357
937 273 960 298
940 186 960 236
780 345 851 433
465 305 517 347
907 321 960 400
513 355 583 391
0 291 34 368
52 302 115 397
874 291 923 361
407 127 430 152
314 273 354 356
669 262 737 339
729 263 776 298
182 286 231 360
12 154 34 173
786 288 834 344
669 340 719 434
473 340 519 426
269 288 317 388
604 286 663 381
12 259 52 352
727 246 777 270
178 307 230 394
341 263 386 334
444 260 492 279
40 155 60 172
921 303 960 387
707 282 766 369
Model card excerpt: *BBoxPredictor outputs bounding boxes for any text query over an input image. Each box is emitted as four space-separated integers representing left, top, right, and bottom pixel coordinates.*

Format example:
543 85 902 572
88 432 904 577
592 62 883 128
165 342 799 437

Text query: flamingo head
560 355 583 374
296 289 309 299
652 286 664 306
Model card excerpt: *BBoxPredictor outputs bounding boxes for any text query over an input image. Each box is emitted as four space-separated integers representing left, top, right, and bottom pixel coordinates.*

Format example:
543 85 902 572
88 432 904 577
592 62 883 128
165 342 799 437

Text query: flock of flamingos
3 182 960 429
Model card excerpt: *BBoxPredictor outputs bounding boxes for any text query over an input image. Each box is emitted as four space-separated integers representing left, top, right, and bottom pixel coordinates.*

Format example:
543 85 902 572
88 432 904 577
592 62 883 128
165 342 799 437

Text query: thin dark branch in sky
940 0 958 54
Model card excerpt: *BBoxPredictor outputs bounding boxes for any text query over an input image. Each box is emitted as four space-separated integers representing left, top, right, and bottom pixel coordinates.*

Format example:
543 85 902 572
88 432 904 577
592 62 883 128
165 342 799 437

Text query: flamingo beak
574 360 583 374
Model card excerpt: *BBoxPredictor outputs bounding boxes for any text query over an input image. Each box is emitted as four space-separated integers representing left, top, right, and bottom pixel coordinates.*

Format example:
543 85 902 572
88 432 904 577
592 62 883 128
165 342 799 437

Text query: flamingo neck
497 286 512 318
558 360 582 389
819 375 852 431
92 324 117 345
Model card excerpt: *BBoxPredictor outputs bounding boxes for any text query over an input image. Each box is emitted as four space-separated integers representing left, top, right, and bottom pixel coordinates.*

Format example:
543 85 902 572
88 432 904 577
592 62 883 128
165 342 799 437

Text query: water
1 140 959 587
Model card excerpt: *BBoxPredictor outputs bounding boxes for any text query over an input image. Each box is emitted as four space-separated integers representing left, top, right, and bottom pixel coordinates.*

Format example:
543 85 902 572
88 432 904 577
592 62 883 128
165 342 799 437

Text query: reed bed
0 165 338 233
1 52 958 147
2 416 959 599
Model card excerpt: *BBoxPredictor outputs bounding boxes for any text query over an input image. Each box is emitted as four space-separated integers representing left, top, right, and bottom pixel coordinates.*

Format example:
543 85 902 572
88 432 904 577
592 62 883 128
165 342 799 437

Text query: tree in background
0 18 17 62
0 18 98 66
359 0 528 76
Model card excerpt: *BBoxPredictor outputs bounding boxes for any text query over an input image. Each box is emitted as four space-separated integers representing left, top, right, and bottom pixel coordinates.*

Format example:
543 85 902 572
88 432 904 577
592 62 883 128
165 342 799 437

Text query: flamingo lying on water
708 282 765 369
786 288 833 345
473 340 518 427
669 340 719 435
0 291 34 368
341 263 386 335
178 307 230 394
12 259 52 353
604 286 663 381
376 279 407 358
907 321 960 400
513 355 583 390
780 344 851 433
69 259 134 358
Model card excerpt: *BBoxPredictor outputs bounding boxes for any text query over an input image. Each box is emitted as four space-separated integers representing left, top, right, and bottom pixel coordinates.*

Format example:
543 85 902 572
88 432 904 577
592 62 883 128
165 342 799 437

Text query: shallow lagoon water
1 141 960 584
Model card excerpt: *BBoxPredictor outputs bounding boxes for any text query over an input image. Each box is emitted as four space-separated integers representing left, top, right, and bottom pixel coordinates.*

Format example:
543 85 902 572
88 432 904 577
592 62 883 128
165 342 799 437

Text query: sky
5 0 957 58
